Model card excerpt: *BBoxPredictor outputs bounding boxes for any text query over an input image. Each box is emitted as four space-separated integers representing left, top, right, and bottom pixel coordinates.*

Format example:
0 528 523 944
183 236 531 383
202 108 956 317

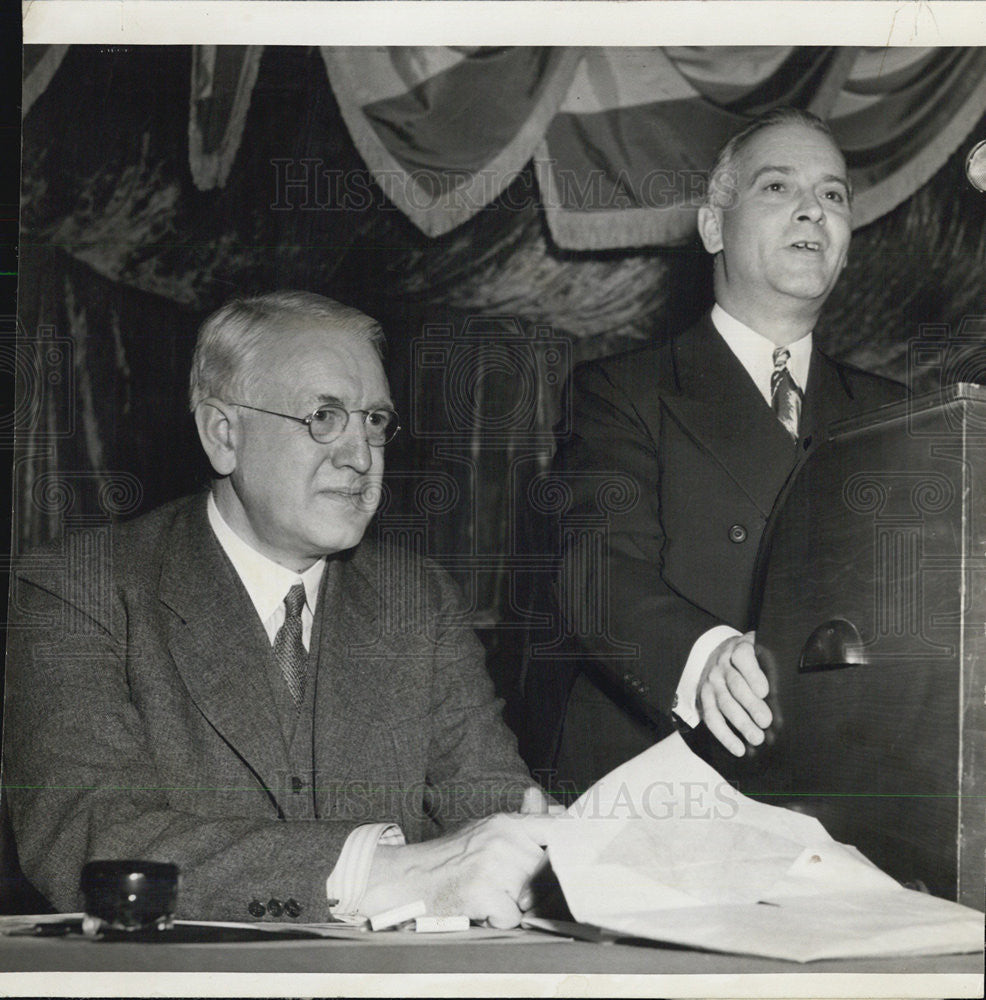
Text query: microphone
967 139 986 193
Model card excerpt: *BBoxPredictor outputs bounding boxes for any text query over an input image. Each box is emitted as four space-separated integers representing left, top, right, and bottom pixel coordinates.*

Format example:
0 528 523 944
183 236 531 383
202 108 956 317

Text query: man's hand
697 630 772 756
361 810 559 928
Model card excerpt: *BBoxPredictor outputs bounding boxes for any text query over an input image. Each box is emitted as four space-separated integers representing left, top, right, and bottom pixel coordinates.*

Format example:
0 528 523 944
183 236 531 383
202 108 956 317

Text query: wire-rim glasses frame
227 401 401 446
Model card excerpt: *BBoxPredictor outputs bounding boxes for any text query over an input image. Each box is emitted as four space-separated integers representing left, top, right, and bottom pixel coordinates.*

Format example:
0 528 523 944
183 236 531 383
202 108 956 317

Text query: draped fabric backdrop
12 43 986 729
318 47 986 247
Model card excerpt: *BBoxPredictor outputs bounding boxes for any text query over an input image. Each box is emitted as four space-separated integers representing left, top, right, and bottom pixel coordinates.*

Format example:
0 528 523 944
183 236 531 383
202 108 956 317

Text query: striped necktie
273 583 307 706
771 346 803 442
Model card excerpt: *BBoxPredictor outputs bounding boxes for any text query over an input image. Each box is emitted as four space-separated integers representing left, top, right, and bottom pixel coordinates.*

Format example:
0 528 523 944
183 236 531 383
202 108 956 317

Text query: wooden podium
736 384 985 911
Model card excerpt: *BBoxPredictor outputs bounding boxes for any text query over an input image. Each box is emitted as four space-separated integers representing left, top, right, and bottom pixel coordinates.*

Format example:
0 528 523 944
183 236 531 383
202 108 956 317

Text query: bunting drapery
188 45 265 190
22 44 70 118
23 45 986 248
325 46 986 248
321 46 584 237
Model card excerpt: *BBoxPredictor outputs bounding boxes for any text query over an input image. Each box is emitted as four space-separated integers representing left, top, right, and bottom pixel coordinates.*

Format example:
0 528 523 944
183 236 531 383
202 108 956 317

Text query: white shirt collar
207 492 325 628
710 303 812 406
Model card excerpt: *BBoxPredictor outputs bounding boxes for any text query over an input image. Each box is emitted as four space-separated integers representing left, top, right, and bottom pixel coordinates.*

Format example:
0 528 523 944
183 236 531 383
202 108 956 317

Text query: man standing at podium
532 108 906 791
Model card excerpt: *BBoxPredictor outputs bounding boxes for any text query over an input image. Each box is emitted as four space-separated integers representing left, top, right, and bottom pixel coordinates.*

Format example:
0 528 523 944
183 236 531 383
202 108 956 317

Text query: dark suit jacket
3 493 530 920
525 314 906 790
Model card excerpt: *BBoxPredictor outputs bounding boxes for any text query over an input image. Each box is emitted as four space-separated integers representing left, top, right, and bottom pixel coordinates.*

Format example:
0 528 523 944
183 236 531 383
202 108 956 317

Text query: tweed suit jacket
526 313 906 785
4 493 530 921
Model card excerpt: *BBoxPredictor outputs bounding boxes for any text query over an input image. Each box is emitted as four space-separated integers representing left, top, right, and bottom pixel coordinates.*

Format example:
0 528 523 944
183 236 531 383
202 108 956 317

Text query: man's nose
794 189 824 223
330 420 373 473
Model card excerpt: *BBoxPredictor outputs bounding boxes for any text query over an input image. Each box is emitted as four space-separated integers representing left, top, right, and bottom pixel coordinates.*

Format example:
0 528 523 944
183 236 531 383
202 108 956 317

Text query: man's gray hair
188 291 386 411
705 107 851 210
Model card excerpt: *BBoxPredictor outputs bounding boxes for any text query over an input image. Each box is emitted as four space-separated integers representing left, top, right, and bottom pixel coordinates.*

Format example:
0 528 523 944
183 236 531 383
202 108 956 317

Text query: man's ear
194 399 238 477
697 204 724 255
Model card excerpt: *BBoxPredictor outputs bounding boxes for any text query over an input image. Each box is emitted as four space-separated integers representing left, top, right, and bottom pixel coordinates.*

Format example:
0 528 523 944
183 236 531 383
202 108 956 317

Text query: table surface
0 928 982 976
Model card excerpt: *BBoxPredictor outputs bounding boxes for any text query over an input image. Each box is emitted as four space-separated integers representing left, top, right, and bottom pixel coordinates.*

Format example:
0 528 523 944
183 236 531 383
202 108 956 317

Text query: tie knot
772 346 791 370
283 583 306 619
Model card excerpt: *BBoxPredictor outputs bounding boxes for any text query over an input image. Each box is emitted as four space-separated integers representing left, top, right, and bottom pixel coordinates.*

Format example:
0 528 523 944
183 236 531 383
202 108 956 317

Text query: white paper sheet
545 732 984 962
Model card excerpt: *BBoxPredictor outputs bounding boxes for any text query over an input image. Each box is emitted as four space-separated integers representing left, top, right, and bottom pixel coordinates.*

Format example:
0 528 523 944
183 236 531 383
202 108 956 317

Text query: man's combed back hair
189 290 386 411
705 107 850 210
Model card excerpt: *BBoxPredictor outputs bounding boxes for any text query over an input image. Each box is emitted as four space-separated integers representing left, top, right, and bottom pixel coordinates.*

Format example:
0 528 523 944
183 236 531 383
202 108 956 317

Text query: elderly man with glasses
5 291 557 927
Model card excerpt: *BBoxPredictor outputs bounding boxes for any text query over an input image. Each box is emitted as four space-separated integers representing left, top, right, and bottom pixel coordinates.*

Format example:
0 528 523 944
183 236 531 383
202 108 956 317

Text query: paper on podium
544 733 984 962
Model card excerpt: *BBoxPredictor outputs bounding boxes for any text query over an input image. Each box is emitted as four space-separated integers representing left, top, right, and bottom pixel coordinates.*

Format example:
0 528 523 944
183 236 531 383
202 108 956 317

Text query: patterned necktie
273 583 307 706
771 346 803 442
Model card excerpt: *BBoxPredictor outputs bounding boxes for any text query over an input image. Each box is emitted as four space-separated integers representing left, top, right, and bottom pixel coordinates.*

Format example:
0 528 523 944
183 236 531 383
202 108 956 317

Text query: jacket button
248 899 266 918
266 898 283 917
284 898 302 918
291 776 304 794
728 524 747 544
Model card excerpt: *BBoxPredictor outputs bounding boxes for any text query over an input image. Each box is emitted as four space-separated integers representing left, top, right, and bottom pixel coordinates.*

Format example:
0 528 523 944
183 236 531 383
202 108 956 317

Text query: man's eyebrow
315 393 394 410
749 164 850 190
820 173 851 191
748 164 794 186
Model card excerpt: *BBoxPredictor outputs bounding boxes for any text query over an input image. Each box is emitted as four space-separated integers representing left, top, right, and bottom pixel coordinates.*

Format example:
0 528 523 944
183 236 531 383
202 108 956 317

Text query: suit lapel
660 315 800 517
800 347 855 444
159 495 291 791
311 546 384 788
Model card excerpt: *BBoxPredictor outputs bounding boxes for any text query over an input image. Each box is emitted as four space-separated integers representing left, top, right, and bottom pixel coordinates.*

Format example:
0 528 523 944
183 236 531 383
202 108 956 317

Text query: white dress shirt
206 492 402 918
672 306 812 728
207 492 324 650
711 303 812 407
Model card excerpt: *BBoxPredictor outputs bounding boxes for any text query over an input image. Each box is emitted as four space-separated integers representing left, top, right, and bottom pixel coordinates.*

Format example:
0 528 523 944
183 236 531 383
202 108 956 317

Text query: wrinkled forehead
736 123 848 180
254 319 388 393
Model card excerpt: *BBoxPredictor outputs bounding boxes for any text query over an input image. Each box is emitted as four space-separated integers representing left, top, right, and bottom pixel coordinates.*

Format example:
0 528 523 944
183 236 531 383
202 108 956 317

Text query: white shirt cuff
326 822 405 917
673 625 741 728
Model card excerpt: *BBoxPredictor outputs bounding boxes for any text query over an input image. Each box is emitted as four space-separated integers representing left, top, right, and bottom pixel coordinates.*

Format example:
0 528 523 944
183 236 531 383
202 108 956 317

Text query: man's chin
773 276 840 305
313 506 375 547
313 523 371 557
775 262 843 298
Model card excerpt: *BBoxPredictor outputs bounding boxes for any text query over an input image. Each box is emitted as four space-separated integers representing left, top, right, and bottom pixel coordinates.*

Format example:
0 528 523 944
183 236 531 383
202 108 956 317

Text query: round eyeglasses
229 401 401 446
